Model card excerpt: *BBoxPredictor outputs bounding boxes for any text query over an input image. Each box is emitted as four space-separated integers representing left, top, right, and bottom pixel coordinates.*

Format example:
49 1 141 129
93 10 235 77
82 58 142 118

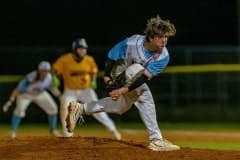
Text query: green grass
158 122 240 131
113 122 240 131
178 142 240 151
1 122 240 132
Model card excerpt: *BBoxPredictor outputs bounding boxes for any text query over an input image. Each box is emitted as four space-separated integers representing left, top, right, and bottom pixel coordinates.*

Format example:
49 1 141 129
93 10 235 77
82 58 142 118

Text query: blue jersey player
65 15 180 151
2 61 61 138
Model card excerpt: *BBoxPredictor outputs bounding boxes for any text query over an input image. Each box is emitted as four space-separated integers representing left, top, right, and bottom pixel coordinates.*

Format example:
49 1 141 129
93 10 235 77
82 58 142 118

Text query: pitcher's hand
109 87 128 101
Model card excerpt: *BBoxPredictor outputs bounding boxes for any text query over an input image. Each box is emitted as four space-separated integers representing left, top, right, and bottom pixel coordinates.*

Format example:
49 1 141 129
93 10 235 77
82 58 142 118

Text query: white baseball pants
85 83 163 140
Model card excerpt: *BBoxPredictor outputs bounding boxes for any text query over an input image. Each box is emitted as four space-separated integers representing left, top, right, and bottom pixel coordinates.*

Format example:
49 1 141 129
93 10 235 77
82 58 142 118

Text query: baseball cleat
63 131 73 138
63 128 73 138
112 129 122 140
148 139 180 151
51 130 62 137
66 101 85 132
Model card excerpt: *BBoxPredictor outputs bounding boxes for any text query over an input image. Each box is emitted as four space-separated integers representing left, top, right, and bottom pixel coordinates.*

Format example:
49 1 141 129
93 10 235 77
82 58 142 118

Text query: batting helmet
72 38 88 51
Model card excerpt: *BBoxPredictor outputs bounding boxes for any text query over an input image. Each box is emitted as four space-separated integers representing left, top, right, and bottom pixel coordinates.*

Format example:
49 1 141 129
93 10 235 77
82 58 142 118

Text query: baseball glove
106 64 144 91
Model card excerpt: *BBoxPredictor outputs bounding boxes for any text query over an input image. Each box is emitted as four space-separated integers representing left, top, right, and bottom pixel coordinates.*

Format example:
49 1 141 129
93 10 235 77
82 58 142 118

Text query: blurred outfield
0 46 240 150
1 45 240 123
0 122 240 151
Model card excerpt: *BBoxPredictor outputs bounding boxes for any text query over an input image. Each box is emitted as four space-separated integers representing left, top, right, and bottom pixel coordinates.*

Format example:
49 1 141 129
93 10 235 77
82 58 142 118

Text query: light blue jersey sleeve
108 38 128 60
146 56 170 76
17 79 29 92
17 71 36 92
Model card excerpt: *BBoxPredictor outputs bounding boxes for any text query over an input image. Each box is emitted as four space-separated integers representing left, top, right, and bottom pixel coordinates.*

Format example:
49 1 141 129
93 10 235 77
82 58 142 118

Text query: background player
52 38 121 139
2 61 61 138
65 15 180 151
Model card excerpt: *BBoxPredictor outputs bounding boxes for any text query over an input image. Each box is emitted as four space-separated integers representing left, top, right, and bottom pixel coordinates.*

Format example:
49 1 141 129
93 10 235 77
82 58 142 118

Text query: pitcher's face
150 33 169 51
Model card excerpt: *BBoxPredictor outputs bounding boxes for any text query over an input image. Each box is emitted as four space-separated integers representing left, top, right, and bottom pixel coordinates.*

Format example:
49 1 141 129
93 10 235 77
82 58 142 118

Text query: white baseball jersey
108 34 169 76
18 71 52 94
14 71 57 117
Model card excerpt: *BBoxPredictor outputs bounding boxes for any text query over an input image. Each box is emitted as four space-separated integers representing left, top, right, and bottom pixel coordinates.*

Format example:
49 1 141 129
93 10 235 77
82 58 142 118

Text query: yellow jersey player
52 38 121 139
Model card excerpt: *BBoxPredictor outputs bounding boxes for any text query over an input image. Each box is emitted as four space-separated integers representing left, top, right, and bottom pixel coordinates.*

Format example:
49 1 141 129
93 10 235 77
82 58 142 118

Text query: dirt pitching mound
0 136 239 160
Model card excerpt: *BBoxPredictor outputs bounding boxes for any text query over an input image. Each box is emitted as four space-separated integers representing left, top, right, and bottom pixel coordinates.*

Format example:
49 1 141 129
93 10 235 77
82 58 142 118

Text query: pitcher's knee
111 107 126 115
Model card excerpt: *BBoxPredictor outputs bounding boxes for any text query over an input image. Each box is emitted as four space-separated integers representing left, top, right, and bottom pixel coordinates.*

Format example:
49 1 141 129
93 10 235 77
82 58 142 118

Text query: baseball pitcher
65 16 180 151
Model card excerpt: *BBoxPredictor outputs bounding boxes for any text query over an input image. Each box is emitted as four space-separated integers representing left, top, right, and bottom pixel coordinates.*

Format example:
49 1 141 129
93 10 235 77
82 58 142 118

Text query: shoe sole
66 104 75 133
148 145 180 151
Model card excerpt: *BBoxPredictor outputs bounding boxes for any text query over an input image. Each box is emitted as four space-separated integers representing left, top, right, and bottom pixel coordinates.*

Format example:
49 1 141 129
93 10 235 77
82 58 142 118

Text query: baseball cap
38 61 51 71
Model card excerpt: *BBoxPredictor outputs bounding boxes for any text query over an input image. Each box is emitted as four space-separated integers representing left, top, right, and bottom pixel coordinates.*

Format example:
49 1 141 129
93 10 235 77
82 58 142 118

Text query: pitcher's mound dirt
0 136 239 160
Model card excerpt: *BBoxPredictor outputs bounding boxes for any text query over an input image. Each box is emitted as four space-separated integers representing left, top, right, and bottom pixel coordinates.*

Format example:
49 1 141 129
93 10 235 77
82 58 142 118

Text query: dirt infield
0 136 240 160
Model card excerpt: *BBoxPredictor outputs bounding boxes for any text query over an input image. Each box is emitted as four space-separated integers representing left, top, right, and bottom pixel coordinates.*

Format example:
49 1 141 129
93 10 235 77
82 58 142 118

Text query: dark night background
0 0 238 74
0 0 237 46
1 1 240 123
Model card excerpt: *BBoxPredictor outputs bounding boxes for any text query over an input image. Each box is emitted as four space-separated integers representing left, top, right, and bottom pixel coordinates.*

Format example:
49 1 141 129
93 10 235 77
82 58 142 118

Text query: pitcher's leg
85 95 133 115
134 89 162 140
79 89 118 130
66 95 132 139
